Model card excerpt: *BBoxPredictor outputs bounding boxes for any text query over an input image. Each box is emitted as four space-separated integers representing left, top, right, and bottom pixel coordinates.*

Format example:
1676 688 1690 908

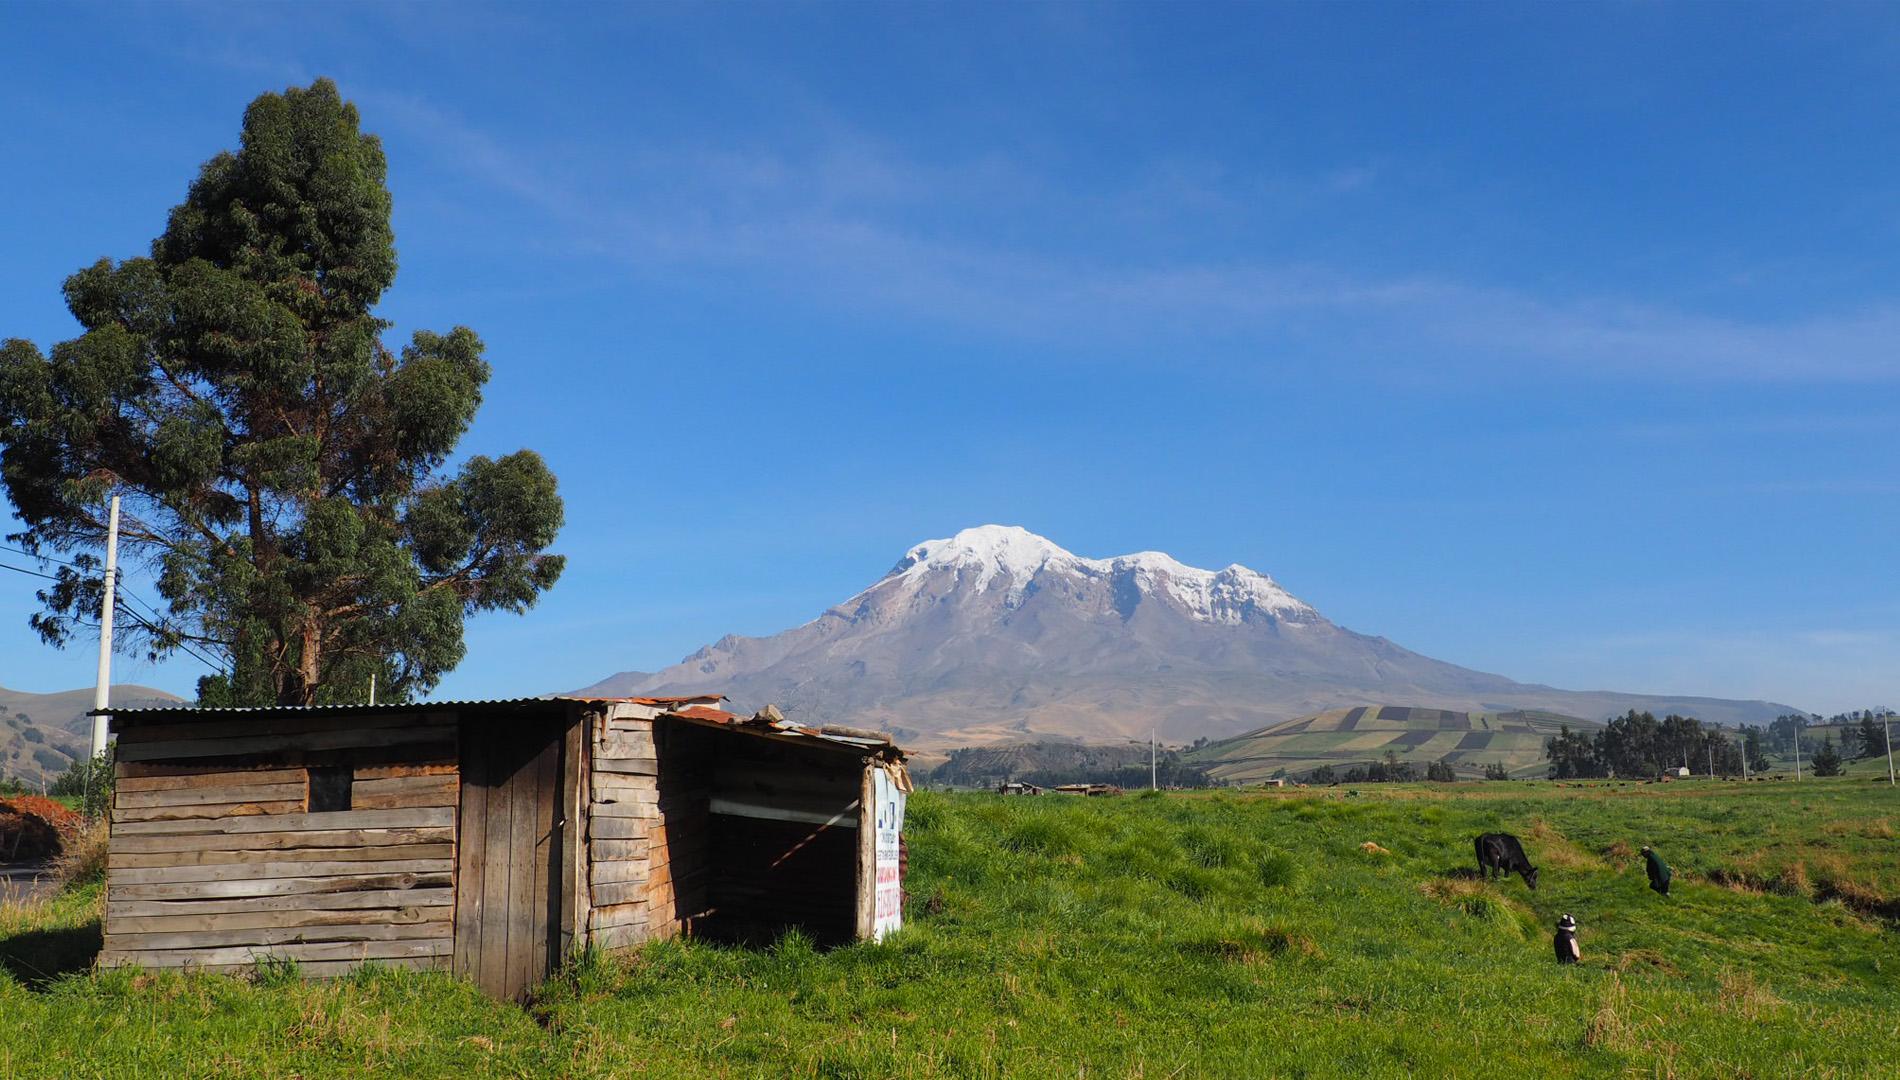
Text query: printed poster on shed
872 766 907 941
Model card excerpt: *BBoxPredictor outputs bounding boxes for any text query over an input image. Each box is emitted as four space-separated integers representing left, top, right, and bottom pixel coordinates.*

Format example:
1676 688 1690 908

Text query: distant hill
579 524 1799 749
0 684 184 788
1186 704 1603 782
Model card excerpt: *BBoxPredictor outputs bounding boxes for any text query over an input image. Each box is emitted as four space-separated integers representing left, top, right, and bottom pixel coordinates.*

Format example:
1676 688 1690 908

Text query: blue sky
1 3 1895 714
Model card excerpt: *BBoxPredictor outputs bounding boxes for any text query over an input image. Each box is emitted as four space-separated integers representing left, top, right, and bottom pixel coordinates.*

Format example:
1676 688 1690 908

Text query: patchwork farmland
1189 705 1599 783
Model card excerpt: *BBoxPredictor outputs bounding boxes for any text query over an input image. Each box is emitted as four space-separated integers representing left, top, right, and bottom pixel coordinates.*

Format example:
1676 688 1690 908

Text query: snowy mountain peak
878 525 1316 624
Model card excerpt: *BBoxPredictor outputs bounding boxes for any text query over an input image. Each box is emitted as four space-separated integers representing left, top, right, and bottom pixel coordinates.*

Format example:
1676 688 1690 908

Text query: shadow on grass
0 918 101 990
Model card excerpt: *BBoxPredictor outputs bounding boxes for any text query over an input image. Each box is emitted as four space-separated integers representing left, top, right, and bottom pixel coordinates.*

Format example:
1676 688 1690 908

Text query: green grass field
2 779 1897 1078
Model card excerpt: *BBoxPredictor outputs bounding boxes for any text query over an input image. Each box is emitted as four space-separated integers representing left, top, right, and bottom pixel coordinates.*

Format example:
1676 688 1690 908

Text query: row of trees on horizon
1546 708 1895 780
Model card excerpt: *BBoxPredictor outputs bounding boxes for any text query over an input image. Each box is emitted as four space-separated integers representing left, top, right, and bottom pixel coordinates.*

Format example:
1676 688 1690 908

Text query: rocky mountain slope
1 684 183 788
579 525 1795 748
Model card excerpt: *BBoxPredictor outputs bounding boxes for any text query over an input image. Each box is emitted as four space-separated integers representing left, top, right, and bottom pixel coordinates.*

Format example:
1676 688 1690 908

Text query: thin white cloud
369 92 1900 383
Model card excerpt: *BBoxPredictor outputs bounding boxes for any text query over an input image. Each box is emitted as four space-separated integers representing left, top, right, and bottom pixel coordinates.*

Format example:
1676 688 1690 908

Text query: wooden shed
97 696 911 1001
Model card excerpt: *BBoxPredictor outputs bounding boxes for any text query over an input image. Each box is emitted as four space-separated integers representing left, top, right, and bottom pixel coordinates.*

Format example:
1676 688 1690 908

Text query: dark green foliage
1425 757 1457 782
1307 764 1336 785
0 80 563 705
30 747 70 774
1545 711 1744 779
1482 761 1511 781
1811 736 1844 777
927 741 1213 789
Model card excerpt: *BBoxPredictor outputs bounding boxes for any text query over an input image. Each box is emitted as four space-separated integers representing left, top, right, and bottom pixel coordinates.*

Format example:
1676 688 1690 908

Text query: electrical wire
0 543 84 569
0 560 62 582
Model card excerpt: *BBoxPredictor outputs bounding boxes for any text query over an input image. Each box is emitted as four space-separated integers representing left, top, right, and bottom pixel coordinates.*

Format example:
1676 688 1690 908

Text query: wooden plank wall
585 711 660 949
100 712 459 976
584 714 718 950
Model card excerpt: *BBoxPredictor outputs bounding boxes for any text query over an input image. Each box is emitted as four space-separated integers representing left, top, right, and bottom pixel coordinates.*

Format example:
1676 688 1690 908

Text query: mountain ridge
576 525 1797 748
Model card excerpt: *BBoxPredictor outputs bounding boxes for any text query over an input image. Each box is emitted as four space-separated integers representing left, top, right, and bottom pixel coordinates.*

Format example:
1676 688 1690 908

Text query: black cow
1474 832 1539 890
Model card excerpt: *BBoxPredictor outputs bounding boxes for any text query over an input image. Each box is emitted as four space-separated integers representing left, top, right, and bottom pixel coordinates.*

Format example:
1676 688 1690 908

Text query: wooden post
561 706 590 956
855 763 876 940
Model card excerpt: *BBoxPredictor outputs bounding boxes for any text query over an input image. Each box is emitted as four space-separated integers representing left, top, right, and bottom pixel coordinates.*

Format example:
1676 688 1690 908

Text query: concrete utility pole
1150 729 1157 791
1794 728 1802 781
1885 714 1896 788
90 496 121 760
369 673 377 707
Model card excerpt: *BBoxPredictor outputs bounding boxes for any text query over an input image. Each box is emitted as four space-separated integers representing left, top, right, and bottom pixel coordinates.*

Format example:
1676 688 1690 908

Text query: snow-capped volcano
578 525 1793 748
875 525 1315 625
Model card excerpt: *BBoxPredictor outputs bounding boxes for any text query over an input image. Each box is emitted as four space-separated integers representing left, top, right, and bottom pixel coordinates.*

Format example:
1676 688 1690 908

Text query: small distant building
1051 783 1122 796
96 696 909 1001
996 781 1043 796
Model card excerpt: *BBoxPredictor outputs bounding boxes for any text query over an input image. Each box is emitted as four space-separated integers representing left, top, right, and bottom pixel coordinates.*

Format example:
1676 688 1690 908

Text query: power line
0 560 62 582
0 543 84 569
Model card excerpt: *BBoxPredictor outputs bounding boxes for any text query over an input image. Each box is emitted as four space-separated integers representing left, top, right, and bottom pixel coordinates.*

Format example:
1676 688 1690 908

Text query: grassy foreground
2 780 1898 1078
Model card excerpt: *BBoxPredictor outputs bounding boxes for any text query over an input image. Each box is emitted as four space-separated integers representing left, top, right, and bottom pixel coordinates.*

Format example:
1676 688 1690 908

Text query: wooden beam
107 888 454 919
856 765 875 940
117 768 306 793
112 827 453 854
111 871 451 902
113 807 453 836
107 920 451 951
109 843 455 869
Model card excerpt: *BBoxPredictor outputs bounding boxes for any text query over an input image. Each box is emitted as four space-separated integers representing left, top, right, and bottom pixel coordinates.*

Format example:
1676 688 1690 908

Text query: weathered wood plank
107 888 454 920
100 937 452 968
95 956 447 978
110 871 451 901
111 903 448 935
117 782 310 809
114 807 453 836
592 756 658 776
587 880 648 908
589 838 647 862
562 711 587 955
453 729 488 984
591 921 650 951
352 775 458 797
477 727 512 997
506 731 542 1003
587 816 650 840
589 775 657 796
113 801 305 823
117 768 306 794
110 859 454 886
597 737 654 760
588 799 659 820
586 901 648 930
588 860 649 886
709 796 859 828
108 920 451 951
354 763 457 780
113 827 454 854
115 723 454 763
113 712 431 745
110 843 455 869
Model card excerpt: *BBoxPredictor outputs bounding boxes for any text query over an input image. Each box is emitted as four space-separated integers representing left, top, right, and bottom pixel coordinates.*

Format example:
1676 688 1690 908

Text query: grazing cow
1641 845 1672 896
1474 832 1540 890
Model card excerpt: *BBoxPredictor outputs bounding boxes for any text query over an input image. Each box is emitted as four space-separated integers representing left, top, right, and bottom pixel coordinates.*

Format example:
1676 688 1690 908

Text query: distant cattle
1475 832 1539 890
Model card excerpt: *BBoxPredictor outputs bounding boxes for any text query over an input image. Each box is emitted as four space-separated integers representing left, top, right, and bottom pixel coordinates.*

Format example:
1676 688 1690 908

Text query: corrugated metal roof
97 693 906 758
95 693 724 716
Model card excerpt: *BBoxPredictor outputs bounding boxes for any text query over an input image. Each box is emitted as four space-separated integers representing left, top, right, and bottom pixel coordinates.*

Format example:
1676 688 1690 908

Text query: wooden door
454 719 565 1001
